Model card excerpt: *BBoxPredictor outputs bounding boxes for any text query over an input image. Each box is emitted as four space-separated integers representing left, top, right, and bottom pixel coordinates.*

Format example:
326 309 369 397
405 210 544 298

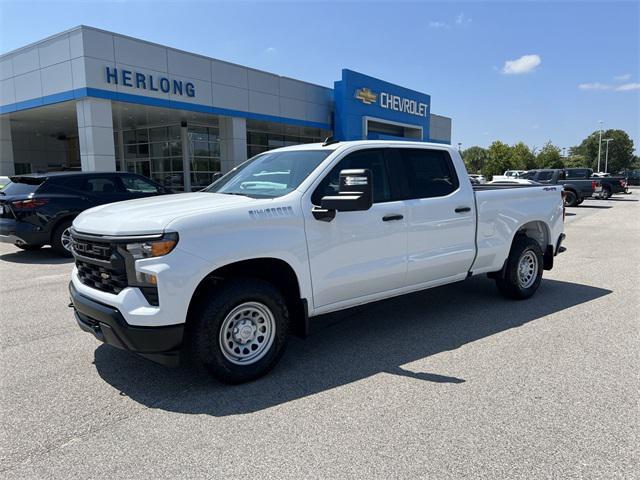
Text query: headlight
123 232 178 286
125 232 179 260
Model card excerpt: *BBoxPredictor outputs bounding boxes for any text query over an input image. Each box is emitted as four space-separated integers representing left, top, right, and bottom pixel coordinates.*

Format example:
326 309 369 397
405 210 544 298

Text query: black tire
601 187 611 200
575 198 584 206
564 190 578 207
51 219 74 257
189 278 289 384
16 243 43 251
495 236 544 300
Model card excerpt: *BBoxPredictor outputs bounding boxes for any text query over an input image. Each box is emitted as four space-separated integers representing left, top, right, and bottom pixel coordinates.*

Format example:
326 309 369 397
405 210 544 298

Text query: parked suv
0 172 169 255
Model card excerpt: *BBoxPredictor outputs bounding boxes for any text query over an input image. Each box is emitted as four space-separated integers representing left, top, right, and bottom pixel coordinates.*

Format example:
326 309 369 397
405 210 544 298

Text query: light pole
457 142 462 152
597 120 604 172
562 147 566 158
603 138 613 173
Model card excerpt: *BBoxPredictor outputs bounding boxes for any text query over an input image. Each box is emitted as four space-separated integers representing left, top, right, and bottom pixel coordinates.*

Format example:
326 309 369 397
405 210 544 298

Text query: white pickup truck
69 140 566 383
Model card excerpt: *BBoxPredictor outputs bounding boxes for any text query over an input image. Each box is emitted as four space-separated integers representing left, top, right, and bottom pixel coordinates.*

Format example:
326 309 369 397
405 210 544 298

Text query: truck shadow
93 276 611 416
0 247 73 265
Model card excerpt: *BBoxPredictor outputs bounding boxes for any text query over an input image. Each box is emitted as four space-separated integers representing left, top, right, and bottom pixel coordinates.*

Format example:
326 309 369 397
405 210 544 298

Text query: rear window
0 178 44 195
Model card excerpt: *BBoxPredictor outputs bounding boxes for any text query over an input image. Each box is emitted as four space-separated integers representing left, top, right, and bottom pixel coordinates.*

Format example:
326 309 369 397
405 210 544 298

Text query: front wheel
190 279 289 384
496 237 544 300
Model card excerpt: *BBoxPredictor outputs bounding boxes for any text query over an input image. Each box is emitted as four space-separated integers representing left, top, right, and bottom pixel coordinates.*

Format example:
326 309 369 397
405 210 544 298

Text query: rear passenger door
391 148 476 286
84 175 130 205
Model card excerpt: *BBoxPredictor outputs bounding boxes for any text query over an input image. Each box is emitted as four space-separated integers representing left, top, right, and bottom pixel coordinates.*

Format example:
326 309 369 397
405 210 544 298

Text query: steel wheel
219 301 276 365
517 250 538 289
60 227 73 252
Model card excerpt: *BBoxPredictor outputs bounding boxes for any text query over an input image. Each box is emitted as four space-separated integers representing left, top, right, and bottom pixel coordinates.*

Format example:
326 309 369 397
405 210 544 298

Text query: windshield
204 150 332 198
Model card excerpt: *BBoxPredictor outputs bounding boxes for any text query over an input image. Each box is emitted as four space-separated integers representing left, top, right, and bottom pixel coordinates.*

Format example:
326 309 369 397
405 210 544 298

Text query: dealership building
0 25 451 191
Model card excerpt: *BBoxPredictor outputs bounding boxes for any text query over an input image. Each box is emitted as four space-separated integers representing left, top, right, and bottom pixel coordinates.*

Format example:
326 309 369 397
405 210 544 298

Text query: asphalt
1 191 638 479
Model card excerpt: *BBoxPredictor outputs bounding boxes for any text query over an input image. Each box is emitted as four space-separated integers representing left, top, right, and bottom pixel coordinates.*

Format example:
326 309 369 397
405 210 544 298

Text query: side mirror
312 169 373 221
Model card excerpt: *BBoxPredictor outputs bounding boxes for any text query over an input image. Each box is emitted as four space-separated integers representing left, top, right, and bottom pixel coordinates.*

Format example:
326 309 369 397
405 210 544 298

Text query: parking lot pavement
1 192 638 479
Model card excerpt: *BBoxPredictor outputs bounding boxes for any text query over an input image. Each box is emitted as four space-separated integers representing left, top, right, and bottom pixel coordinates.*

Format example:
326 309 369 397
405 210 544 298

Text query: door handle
455 207 471 213
382 214 404 222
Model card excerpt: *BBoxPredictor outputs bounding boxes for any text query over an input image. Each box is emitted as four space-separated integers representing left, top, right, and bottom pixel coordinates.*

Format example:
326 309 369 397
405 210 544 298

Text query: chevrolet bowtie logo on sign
355 88 378 105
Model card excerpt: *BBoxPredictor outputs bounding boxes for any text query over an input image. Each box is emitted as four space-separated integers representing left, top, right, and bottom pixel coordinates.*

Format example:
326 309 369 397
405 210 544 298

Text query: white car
489 179 539 185
469 174 486 184
69 140 566 383
492 170 528 182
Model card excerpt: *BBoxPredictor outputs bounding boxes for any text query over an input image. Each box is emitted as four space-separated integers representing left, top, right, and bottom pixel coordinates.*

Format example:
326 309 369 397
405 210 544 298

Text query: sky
0 0 638 151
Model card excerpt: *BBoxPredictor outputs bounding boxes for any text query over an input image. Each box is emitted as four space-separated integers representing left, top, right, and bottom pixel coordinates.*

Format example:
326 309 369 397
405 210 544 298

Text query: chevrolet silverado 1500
69 140 566 383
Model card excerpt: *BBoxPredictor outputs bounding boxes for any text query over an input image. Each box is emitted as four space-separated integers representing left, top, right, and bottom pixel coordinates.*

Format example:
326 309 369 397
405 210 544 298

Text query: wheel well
515 220 553 270
187 258 307 337
49 215 75 243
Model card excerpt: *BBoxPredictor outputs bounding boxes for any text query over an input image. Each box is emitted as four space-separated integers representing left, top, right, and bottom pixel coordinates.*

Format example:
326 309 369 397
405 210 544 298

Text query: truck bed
473 184 542 191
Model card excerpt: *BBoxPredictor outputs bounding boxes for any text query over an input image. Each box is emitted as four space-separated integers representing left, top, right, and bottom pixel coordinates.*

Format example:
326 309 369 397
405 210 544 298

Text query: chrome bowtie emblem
100 272 111 280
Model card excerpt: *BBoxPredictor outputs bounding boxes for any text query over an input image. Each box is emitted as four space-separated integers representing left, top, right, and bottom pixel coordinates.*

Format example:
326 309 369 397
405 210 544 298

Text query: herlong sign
105 67 196 97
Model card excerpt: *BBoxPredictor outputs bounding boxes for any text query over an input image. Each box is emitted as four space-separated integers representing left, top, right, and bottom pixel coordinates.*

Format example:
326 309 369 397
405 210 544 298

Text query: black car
0 172 170 256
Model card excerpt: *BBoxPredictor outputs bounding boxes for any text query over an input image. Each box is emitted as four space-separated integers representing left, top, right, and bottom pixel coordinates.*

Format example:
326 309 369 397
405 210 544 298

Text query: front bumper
70 282 184 365
0 218 46 246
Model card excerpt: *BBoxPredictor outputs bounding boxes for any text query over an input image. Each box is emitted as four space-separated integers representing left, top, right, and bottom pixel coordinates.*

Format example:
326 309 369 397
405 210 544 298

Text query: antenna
322 136 340 146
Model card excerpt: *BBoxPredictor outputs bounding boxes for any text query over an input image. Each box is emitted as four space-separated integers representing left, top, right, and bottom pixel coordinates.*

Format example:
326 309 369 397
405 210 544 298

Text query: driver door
303 148 408 311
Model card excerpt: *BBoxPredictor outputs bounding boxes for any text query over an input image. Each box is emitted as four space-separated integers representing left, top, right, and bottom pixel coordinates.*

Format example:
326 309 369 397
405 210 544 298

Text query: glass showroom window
246 120 331 159
187 124 221 190
122 125 184 191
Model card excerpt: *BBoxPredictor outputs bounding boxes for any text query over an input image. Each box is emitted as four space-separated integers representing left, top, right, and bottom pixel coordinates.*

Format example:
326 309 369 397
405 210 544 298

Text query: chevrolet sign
355 87 428 118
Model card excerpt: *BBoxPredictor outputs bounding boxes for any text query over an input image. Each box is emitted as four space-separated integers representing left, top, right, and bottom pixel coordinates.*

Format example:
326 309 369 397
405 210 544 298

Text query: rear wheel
190 278 289 384
496 236 544 300
51 220 74 257
564 190 578 207
600 187 611 200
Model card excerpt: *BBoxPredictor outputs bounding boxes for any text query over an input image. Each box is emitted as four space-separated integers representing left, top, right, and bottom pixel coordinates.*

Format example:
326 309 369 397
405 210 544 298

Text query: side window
85 177 122 194
311 149 391 205
120 175 160 193
400 149 459 199
537 171 553 182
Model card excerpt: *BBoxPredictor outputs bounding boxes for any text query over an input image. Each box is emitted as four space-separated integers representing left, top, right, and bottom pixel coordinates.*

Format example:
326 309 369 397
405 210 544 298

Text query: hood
73 192 256 235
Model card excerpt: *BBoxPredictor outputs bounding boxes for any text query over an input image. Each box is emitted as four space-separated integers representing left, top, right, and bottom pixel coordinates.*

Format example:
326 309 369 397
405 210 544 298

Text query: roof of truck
271 140 457 152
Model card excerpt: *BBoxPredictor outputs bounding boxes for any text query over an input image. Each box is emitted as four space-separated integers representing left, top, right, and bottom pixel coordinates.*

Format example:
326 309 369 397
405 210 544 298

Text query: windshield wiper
216 192 249 197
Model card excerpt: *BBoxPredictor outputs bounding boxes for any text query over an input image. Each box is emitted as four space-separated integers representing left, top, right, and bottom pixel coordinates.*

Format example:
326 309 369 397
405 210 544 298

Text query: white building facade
0 26 451 191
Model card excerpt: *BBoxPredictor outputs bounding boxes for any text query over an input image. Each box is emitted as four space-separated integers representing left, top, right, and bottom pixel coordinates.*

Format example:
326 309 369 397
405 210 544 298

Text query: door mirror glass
320 169 373 212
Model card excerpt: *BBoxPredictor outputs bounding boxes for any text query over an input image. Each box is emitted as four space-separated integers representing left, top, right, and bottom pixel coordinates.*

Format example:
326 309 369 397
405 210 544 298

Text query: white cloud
578 82 612 90
532 124 540 130
615 82 640 91
614 73 631 81
455 12 472 25
578 82 640 91
429 21 449 28
265 46 277 54
502 54 541 75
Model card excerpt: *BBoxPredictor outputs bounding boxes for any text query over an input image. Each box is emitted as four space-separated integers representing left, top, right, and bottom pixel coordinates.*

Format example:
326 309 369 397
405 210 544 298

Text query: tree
571 129 635 173
511 142 537 170
564 154 588 168
536 141 564 169
485 141 514 179
461 146 488 174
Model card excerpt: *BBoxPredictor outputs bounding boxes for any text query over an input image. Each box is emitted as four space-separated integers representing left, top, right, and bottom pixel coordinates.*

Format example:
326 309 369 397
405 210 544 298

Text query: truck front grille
76 259 128 295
